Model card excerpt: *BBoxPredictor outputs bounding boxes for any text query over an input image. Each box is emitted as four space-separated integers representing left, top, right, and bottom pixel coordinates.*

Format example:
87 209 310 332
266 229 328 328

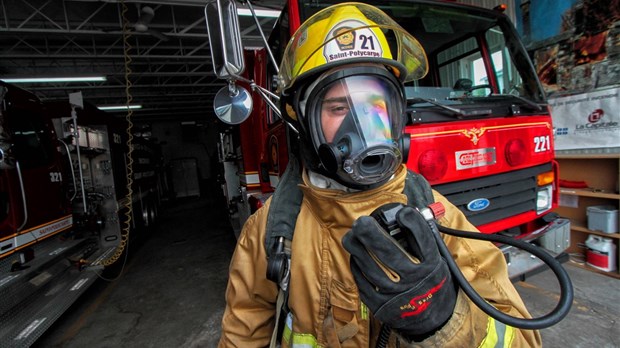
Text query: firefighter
218 3 541 347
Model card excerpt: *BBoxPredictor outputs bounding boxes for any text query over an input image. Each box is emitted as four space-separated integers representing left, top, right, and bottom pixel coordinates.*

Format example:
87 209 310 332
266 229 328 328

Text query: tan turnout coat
219 165 542 347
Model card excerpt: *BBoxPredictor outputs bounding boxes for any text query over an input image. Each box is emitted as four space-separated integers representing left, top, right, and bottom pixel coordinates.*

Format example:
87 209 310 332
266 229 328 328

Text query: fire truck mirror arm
250 83 298 134
243 0 279 73
205 0 296 131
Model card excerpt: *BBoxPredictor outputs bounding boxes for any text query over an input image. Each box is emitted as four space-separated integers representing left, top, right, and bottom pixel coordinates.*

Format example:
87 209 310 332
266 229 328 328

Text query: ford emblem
467 198 490 211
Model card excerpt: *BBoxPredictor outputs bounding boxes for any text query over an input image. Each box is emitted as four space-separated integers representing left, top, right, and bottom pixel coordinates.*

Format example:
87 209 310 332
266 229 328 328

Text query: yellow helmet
278 2 428 94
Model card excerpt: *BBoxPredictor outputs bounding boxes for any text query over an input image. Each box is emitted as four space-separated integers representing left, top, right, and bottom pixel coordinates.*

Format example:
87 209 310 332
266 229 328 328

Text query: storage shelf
571 223 620 239
555 151 619 279
560 188 620 200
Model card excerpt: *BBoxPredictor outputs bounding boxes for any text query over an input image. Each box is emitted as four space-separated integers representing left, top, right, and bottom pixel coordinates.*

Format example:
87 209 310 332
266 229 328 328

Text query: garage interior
1 0 619 347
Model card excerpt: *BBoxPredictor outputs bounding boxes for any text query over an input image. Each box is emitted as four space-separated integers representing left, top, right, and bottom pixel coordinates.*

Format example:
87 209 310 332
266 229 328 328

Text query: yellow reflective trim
478 316 499 348
361 303 369 320
282 312 293 345
281 313 320 348
291 333 319 347
478 317 517 348
504 325 515 347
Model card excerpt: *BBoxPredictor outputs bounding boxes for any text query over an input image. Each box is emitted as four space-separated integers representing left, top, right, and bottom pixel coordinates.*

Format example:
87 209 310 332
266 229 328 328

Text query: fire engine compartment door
3 105 67 232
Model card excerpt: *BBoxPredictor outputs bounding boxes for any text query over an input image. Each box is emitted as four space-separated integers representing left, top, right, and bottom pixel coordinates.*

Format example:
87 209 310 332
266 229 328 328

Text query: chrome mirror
205 0 245 79
214 82 252 125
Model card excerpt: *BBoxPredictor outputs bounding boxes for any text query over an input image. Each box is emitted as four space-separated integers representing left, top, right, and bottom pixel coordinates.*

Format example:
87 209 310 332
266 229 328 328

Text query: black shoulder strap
264 154 304 257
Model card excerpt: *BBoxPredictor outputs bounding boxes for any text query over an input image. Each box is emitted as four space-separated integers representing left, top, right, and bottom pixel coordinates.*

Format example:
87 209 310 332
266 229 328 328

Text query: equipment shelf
554 150 619 278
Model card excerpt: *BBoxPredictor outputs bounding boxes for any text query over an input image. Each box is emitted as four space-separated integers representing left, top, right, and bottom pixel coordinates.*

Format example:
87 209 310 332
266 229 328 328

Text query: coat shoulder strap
264 154 303 257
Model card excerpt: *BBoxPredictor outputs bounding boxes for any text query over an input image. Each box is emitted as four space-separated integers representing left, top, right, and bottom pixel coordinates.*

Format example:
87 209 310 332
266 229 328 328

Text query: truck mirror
205 0 245 79
213 82 252 125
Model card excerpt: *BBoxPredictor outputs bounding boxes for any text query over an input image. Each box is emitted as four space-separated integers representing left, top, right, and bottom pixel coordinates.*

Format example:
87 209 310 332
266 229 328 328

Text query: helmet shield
278 2 428 95
306 73 405 188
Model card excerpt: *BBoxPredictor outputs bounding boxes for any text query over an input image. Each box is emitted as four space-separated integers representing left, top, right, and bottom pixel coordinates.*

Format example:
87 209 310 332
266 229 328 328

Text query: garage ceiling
0 0 284 122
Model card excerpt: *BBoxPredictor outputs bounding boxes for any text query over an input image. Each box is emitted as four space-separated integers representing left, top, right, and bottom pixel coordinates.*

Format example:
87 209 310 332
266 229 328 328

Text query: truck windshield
298 1 546 120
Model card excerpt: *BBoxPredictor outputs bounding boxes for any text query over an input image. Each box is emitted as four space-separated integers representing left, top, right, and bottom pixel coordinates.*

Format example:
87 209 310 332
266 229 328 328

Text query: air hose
374 203 573 348
417 203 573 330
432 220 573 329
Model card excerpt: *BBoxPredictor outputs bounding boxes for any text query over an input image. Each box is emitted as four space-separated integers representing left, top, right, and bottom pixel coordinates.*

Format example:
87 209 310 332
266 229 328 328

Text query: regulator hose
431 221 573 330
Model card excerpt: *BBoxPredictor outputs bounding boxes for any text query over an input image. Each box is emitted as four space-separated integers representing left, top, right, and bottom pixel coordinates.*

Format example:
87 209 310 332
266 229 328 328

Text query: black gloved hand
342 206 457 339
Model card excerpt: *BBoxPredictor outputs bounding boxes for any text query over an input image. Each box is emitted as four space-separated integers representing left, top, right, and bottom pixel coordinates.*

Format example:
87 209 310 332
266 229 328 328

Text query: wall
517 0 620 96
146 120 218 180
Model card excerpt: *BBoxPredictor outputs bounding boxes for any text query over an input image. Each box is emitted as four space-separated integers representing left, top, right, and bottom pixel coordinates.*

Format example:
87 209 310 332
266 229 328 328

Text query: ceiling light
237 8 280 18
2 76 107 83
98 105 142 111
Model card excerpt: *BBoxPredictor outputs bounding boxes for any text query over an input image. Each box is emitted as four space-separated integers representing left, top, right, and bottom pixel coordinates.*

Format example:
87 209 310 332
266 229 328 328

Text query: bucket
585 235 617 272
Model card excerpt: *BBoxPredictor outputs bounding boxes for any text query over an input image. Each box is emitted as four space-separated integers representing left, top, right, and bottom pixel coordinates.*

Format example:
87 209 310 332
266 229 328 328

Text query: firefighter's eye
331 105 350 115
323 103 350 117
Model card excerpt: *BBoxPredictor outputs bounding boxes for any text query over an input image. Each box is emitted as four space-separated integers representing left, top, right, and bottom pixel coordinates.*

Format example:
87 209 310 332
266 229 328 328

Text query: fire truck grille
433 163 553 228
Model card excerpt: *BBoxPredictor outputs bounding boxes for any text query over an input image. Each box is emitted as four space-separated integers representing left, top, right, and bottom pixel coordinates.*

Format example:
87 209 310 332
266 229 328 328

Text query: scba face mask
302 68 408 189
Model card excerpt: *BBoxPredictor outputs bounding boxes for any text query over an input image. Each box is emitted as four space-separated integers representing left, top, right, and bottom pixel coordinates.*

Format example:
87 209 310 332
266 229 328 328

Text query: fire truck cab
206 0 570 280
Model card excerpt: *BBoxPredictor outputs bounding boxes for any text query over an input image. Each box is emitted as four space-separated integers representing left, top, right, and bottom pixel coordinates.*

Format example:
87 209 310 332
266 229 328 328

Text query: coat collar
298 164 409 229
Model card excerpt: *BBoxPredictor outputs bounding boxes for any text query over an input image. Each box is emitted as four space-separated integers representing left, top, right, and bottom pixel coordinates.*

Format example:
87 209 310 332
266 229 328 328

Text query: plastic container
585 235 617 272
587 205 619 234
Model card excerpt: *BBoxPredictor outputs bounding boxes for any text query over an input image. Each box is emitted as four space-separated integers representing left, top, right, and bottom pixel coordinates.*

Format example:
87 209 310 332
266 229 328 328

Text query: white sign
549 87 620 150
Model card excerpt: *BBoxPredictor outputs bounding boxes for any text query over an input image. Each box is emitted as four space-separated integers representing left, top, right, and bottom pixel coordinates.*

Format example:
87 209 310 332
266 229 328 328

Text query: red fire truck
207 0 570 280
0 81 163 346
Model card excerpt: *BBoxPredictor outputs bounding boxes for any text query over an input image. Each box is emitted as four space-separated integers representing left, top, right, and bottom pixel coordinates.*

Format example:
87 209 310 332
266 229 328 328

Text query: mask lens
304 70 406 188
348 77 393 145
317 75 402 147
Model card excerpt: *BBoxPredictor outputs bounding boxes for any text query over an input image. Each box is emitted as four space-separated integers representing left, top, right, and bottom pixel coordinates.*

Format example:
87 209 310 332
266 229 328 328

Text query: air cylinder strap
265 154 303 257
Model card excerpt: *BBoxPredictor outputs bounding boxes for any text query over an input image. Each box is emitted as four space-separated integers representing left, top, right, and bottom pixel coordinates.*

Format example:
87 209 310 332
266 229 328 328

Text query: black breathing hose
430 221 574 330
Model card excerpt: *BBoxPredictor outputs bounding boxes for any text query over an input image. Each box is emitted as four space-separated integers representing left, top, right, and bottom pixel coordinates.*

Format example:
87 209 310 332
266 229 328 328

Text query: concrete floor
33 197 619 348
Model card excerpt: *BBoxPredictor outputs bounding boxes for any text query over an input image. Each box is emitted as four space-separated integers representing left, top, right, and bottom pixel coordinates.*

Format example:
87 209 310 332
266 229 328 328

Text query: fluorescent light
98 105 142 111
2 76 107 83
237 8 280 18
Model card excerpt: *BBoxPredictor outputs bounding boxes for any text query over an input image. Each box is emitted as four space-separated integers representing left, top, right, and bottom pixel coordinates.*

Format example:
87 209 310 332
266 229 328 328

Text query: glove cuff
374 261 457 337
398 288 466 344
398 315 451 343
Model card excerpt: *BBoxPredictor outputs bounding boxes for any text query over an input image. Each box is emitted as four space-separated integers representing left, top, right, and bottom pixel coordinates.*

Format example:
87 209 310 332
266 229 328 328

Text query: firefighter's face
320 81 349 142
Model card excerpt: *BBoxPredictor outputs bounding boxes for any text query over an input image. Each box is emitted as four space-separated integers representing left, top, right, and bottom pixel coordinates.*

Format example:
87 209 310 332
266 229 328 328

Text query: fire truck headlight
536 185 553 214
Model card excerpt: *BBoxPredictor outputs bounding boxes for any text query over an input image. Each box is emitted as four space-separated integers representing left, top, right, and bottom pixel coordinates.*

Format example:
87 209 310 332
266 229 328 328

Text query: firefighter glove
342 206 457 339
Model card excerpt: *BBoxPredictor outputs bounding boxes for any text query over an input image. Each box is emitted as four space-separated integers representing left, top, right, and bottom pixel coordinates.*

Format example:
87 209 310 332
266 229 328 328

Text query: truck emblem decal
455 148 496 170
461 128 486 145
467 198 490 211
